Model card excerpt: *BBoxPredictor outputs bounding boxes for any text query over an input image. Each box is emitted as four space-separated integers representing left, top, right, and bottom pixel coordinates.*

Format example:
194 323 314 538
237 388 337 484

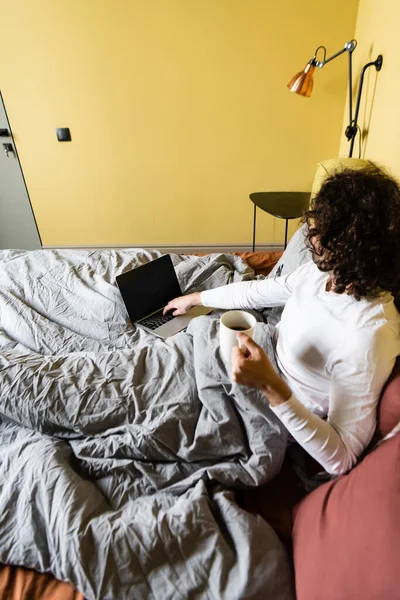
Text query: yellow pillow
311 157 372 198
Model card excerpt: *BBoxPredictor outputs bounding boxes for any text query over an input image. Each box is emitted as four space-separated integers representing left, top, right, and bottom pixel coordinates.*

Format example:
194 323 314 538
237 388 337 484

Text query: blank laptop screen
116 254 182 323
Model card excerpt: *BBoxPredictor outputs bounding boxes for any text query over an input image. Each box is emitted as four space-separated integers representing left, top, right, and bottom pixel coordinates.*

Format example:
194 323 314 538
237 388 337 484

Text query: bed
0 248 295 600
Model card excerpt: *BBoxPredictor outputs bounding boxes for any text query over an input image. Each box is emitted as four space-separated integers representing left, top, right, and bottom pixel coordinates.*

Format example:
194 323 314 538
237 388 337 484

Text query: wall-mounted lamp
288 40 383 157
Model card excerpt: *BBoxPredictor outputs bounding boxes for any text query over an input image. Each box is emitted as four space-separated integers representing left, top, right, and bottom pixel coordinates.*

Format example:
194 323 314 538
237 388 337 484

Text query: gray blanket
0 249 293 599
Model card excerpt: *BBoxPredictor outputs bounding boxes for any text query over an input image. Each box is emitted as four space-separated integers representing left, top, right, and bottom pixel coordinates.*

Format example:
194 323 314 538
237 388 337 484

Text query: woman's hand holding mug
231 333 291 407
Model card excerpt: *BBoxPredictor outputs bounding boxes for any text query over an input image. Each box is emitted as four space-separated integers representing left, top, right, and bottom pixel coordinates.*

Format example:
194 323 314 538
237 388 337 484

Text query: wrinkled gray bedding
0 249 293 599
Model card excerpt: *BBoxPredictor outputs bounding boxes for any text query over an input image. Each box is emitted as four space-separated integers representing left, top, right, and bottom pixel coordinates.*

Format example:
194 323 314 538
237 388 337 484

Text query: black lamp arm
311 40 357 139
312 40 357 68
347 55 383 157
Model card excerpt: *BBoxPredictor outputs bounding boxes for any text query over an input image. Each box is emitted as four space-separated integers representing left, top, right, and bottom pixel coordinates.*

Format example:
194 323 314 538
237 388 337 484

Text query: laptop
116 254 212 338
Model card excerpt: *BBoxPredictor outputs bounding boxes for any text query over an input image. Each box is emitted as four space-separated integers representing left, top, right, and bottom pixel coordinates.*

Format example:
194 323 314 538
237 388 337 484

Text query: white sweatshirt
201 261 400 475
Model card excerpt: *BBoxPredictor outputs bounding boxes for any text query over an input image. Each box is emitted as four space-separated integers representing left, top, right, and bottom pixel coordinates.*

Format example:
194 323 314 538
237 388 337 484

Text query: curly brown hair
302 165 400 299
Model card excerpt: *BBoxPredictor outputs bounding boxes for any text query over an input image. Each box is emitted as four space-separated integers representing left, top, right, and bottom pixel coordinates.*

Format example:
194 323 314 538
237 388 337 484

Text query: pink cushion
292 432 400 600
377 356 400 437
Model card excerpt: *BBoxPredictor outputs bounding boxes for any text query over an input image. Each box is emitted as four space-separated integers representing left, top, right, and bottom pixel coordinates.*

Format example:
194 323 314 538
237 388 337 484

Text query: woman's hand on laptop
163 292 202 316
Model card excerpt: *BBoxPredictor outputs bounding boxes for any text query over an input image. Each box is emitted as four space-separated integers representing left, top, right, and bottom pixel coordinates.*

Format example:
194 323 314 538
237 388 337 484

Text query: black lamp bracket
347 54 383 156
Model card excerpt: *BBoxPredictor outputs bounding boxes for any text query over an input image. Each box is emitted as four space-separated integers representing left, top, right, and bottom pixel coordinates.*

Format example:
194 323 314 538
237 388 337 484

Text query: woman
164 166 400 476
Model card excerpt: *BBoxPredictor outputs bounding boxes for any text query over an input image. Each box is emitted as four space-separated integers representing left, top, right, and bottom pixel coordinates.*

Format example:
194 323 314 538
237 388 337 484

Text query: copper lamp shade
287 62 316 97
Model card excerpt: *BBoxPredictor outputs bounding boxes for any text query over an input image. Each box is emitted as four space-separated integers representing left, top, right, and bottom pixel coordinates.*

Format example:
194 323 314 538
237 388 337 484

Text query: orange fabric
234 251 282 276
292 433 400 600
193 251 282 276
0 564 84 600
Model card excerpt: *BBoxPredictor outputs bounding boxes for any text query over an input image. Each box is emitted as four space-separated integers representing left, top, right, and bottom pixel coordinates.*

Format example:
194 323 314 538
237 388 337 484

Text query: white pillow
264 224 312 326
268 223 312 279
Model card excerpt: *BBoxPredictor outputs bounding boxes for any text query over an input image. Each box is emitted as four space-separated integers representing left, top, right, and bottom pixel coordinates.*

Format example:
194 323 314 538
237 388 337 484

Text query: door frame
0 90 42 247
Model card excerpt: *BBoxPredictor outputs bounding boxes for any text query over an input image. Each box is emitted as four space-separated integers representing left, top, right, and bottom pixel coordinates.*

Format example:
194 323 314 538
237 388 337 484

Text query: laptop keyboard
139 309 176 330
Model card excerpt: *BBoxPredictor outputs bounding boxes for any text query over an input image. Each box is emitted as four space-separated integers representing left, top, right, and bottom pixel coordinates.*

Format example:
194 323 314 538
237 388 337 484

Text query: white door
0 92 41 249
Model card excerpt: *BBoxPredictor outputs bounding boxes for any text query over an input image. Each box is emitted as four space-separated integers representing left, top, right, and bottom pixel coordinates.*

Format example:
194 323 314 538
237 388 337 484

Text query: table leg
284 218 288 250
252 204 256 252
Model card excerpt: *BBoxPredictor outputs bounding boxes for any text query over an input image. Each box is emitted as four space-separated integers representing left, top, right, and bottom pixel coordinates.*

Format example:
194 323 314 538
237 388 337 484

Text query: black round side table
249 191 310 251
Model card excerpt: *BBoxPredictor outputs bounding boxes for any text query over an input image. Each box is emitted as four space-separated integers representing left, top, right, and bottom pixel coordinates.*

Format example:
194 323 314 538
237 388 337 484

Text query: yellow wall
339 0 400 178
1 0 359 247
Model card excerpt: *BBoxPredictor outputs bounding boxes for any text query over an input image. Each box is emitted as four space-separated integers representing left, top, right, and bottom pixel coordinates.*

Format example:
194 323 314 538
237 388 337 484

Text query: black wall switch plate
56 128 72 142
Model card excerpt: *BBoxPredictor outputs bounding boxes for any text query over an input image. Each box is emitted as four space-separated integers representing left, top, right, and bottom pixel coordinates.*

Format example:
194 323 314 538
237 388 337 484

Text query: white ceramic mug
219 310 257 364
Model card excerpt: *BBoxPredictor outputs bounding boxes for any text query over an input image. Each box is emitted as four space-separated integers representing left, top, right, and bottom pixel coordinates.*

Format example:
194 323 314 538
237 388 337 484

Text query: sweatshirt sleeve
200 268 301 311
270 327 398 476
270 395 356 476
